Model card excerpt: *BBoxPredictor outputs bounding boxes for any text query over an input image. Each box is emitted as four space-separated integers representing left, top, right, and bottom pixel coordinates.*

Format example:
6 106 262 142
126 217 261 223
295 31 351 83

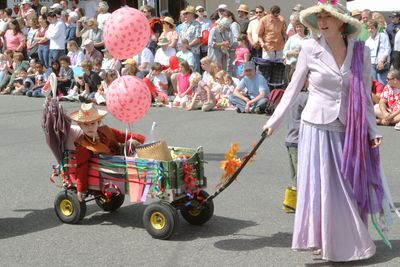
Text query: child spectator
121 58 144 78
67 40 84 67
58 56 73 96
283 89 309 212
95 69 118 105
186 72 215 112
217 73 236 109
173 60 192 107
11 68 34 95
27 58 38 80
26 61 48 97
375 69 400 129
77 60 102 103
233 34 250 77
92 59 102 74
371 79 384 104
1 52 29 94
144 62 169 104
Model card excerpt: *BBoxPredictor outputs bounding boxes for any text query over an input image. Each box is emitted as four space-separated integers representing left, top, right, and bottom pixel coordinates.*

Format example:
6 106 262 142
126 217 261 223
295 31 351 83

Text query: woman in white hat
263 1 395 262
68 103 145 201
207 17 233 72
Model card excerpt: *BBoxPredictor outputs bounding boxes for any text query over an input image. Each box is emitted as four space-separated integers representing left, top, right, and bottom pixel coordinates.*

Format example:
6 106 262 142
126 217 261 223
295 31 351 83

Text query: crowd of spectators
0 1 399 128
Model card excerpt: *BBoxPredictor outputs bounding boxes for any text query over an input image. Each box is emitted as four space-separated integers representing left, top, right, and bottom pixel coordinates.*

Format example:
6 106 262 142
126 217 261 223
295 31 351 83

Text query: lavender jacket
266 37 380 139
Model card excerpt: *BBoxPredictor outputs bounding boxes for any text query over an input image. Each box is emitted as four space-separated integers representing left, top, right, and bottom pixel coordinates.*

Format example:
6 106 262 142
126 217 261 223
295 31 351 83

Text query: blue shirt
237 73 269 98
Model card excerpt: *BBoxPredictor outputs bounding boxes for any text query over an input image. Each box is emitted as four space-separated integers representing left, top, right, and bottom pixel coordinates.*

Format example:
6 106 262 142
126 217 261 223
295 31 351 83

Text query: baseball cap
390 12 400 18
218 4 228 11
196 5 204 11
243 61 255 71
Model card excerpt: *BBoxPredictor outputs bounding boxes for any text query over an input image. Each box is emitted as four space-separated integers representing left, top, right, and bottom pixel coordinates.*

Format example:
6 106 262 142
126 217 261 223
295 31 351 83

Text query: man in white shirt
154 37 176 67
247 5 265 59
46 11 66 65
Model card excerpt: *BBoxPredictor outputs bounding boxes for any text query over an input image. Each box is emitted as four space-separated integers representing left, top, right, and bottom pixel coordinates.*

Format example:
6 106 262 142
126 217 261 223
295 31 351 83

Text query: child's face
151 69 161 75
78 120 100 137
18 71 27 78
93 64 101 73
35 64 44 73
60 60 69 69
179 65 186 73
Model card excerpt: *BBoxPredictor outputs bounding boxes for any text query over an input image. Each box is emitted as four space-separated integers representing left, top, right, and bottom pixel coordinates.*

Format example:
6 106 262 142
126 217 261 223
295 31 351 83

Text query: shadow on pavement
303 240 400 266
82 203 258 241
0 208 61 239
213 232 292 251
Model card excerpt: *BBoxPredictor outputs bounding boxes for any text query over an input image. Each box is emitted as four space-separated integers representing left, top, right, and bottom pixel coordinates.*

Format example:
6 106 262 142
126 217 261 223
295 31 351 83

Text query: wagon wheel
143 202 178 240
180 190 214 225
54 190 86 224
95 193 125 212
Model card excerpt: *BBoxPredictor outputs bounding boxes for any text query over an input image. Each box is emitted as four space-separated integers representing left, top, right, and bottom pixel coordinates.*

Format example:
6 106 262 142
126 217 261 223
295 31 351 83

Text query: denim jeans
229 95 268 112
49 49 66 66
371 63 388 86
38 45 50 68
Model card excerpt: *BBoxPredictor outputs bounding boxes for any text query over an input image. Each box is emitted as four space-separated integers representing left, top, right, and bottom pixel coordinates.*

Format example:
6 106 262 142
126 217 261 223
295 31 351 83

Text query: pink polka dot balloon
103 7 151 60
106 76 151 124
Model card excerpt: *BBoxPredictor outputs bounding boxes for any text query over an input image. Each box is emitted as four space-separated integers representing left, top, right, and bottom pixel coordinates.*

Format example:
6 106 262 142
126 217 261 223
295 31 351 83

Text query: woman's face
367 25 377 37
295 23 305 35
316 11 343 37
78 121 100 137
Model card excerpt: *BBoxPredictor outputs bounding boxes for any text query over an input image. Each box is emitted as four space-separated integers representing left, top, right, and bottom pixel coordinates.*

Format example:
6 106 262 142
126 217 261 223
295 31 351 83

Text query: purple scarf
341 41 384 222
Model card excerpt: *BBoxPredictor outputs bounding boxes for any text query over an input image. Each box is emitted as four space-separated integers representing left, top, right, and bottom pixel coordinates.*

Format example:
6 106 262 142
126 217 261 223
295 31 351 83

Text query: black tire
181 190 214 225
143 202 178 240
95 193 125 212
54 190 86 224
160 201 180 228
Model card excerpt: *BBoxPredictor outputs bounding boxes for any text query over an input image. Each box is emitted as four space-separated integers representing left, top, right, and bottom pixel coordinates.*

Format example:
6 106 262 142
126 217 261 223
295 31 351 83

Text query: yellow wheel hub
150 212 166 230
60 199 74 217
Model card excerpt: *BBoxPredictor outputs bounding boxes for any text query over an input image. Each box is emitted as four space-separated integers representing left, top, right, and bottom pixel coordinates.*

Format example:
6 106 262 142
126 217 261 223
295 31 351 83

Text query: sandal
0 87 11 95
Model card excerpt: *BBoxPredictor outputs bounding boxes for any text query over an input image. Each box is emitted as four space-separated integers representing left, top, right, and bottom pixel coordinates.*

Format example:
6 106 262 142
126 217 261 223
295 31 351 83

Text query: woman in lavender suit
263 1 397 262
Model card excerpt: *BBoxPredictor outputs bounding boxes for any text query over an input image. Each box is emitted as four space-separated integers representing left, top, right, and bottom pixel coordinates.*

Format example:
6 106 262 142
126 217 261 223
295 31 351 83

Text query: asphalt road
0 96 399 267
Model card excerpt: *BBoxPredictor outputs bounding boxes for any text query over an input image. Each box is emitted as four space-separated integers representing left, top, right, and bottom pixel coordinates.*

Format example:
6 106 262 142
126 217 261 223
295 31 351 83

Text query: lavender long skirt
292 121 376 262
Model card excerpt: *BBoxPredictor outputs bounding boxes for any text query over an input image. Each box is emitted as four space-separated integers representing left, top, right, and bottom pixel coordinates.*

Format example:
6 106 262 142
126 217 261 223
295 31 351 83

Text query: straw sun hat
300 0 361 39
69 103 107 123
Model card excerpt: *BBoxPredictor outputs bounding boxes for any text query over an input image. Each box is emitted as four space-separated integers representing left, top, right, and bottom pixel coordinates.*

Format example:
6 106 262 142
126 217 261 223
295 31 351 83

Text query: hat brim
157 41 169 46
69 109 107 123
237 9 249 13
300 4 361 39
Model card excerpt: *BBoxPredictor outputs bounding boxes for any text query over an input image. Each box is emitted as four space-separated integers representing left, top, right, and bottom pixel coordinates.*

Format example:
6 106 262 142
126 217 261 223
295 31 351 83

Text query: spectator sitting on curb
375 69 400 130
229 61 269 113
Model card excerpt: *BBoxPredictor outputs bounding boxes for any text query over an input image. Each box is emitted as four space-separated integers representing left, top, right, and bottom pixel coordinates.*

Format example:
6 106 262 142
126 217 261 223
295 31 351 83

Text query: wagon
51 146 214 240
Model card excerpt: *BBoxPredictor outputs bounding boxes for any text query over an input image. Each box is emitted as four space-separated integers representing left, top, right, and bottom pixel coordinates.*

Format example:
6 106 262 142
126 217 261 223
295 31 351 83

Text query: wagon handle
206 131 267 202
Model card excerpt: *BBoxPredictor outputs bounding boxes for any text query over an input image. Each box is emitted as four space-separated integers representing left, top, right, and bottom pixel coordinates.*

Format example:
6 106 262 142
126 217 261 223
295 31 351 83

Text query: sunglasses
387 77 396 81
197 9 205 12
218 9 226 12
255 11 263 14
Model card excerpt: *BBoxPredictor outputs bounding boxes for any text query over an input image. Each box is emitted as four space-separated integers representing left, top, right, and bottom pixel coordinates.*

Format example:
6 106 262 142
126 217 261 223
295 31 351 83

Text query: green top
357 24 370 41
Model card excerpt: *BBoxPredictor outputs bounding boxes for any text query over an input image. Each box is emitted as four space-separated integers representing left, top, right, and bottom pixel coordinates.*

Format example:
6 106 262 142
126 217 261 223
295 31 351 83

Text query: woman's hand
370 137 382 148
262 124 274 137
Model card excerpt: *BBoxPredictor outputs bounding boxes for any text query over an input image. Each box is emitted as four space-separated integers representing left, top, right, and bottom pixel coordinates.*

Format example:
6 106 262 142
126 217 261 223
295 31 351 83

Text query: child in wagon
68 103 145 201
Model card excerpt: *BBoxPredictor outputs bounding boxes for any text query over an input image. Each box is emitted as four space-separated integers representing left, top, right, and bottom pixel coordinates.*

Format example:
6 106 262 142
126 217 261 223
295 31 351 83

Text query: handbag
375 34 390 73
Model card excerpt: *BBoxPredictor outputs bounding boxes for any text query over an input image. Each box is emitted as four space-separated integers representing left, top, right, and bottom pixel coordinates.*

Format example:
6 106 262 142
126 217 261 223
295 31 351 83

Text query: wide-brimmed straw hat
300 1 361 39
237 4 249 13
136 140 173 161
69 103 107 123
162 16 175 27
183 5 196 14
